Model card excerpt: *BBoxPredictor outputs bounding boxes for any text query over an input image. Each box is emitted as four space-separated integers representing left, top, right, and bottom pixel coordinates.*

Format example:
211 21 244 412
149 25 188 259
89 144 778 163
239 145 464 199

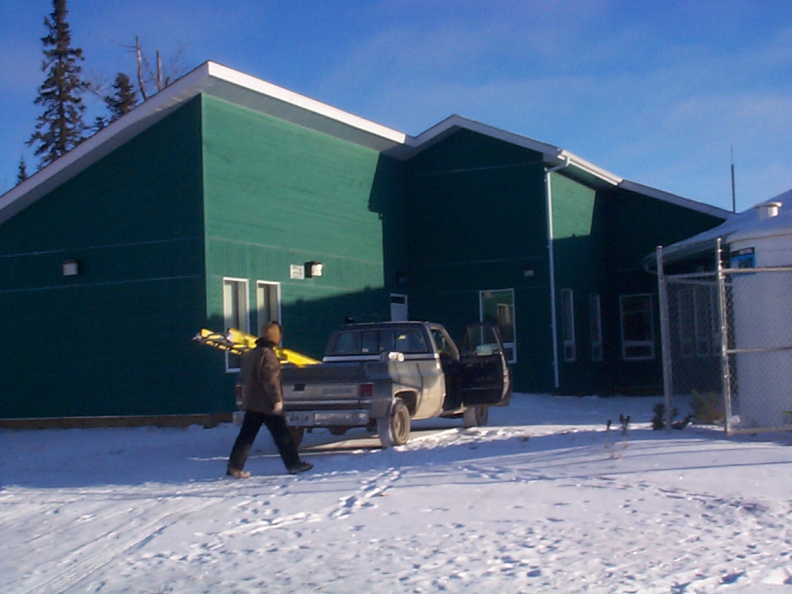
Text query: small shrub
691 391 724 424
651 403 677 431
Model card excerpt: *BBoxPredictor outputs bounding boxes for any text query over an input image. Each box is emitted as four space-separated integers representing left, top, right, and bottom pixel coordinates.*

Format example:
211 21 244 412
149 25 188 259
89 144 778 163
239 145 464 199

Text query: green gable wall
201 96 399 368
0 98 210 419
405 129 554 392
550 173 609 393
598 187 726 394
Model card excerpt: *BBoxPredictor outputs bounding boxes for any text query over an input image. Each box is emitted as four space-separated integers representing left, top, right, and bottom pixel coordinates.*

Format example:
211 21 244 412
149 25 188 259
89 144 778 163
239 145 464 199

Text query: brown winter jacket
238 339 284 415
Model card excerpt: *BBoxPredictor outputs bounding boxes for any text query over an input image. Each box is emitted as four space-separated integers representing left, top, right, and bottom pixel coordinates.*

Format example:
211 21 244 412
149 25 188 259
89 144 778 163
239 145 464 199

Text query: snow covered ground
3 393 792 593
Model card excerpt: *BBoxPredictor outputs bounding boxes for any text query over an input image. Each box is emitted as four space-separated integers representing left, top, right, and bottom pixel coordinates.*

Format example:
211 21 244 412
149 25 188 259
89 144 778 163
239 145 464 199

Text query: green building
0 62 729 424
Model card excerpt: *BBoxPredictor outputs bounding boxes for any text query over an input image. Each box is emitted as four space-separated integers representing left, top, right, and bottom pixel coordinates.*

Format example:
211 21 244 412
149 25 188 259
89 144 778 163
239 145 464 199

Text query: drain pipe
545 157 570 390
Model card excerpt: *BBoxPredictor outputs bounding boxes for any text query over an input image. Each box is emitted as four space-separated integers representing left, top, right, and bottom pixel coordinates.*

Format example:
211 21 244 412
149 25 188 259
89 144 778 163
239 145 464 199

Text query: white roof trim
0 61 407 225
205 63 406 144
0 62 729 226
619 180 732 219
404 115 623 186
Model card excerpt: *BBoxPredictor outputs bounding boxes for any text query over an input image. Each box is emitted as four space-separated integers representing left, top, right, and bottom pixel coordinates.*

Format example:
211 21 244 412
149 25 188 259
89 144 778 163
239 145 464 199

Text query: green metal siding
600 187 726 394
404 129 554 392
0 98 210 418
201 96 397 363
550 174 609 393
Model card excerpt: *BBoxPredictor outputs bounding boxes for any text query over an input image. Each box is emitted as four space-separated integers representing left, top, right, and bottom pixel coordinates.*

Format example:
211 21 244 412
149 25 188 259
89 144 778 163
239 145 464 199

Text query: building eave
619 179 732 220
397 115 624 187
0 61 408 225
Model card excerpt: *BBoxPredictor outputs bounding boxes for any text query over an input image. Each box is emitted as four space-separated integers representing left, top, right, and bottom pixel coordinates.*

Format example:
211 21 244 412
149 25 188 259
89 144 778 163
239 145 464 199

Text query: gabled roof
0 61 731 226
0 61 407 225
395 115 623 188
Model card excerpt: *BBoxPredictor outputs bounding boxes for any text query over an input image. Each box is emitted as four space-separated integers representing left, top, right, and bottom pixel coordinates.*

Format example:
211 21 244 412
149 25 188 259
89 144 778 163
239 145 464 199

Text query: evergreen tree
17 156 29 184
90 115 108 135
105 72 137 121
27 0 87 168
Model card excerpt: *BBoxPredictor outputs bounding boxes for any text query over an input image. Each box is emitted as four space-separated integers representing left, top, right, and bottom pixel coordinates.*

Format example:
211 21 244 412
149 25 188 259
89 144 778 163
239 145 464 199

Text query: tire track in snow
19 496 223 594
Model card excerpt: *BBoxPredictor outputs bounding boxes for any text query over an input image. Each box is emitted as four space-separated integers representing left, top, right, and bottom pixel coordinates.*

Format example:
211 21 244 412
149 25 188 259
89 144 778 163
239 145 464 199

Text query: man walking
227 321 313 478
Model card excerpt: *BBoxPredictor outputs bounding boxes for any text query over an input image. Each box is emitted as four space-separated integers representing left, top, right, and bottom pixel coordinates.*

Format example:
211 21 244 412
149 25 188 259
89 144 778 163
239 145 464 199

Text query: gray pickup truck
279 321 512 448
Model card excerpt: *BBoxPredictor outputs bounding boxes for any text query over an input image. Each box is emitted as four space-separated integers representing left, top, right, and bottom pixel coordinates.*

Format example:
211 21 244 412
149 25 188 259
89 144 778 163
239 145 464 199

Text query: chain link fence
659 256 792 434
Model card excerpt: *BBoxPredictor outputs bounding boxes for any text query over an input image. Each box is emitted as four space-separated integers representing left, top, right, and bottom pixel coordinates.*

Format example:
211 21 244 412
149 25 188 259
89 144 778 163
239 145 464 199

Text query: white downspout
545 157 570 389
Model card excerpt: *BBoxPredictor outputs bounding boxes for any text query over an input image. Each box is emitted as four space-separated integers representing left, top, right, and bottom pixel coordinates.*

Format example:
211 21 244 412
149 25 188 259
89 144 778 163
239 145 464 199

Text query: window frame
256 280 281 335
223 277 250 372
589 294 603 362
561 289 576 362
619 293 655 361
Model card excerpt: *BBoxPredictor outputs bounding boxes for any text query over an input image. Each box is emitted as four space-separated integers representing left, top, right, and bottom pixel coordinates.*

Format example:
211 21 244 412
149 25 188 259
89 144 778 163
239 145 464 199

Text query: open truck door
459 323 512 407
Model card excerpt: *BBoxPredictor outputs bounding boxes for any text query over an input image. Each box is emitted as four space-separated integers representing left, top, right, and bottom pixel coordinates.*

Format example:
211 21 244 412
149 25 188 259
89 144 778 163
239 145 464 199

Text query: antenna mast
730 146 736 213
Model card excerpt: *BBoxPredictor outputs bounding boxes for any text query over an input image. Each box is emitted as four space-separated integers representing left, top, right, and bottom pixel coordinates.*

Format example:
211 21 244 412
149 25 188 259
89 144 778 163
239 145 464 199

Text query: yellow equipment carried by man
193 328 319 367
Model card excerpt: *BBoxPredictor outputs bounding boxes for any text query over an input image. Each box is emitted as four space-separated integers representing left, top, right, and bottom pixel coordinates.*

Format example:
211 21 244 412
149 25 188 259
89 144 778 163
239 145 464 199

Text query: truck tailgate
281 362 379 407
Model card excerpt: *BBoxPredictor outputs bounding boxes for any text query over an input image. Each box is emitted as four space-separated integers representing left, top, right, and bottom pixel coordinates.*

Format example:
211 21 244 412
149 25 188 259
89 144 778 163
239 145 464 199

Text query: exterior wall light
305 261 323 278
63 259 80 277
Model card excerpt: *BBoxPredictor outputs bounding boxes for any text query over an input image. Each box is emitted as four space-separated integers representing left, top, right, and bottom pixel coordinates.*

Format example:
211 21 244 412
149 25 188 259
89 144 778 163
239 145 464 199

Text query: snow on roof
0 61 731 225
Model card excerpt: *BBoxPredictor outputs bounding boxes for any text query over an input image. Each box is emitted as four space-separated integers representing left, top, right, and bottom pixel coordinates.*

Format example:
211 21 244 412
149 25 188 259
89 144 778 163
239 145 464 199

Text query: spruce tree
17 156 29 184
27 0 87 168
105 72 137 121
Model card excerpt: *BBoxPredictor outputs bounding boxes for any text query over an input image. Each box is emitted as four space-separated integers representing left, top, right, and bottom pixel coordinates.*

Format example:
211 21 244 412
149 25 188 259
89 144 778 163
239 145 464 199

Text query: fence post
716 238 733 433
656 246 674 433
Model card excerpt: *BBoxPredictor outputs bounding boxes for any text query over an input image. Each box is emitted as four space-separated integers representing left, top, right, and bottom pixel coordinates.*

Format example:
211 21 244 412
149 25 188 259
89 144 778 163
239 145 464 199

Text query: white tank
728 201 792 428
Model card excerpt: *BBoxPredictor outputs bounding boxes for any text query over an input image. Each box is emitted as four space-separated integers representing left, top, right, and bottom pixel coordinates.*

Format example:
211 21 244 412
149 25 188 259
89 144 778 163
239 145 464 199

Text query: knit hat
262 321 281 345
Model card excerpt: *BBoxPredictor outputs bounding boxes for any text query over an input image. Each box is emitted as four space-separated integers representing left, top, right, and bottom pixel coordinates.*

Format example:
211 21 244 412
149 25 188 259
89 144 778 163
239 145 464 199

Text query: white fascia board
408 115 559 156
0 62 408 225
0 64 211 225
408 116 625 186
619 179 732 219
205 63 406 144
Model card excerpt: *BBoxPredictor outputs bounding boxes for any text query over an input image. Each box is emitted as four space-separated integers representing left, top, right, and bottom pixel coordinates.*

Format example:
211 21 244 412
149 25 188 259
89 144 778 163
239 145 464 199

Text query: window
620 294 654 360
256 281 281 335
480 289 516 363
431 327 460 360
223 278 249 371
561 289 576 362
328 328 428 356
589 294 603 362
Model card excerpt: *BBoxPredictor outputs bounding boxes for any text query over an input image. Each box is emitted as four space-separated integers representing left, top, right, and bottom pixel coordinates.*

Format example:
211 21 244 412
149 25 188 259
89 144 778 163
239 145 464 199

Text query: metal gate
658 244 792 434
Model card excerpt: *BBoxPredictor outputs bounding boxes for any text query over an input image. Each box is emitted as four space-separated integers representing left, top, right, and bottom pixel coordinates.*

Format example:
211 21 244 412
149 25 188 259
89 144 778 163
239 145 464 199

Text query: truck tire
378 398 410 448
463 405 489 428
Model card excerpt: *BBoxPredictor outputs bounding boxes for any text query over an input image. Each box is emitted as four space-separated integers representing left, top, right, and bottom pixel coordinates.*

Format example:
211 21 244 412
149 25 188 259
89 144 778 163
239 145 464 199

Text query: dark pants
228 410 301 471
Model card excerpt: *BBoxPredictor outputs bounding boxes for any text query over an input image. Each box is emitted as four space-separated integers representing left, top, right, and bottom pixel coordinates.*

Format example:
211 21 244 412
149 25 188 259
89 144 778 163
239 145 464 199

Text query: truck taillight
235 385 243 406
358 383 374 398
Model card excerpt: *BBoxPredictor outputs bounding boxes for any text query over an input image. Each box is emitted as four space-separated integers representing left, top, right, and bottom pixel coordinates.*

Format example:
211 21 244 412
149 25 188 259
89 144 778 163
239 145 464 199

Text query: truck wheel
289 426 305 448
329 426 347 436
378 398 410 448
463 405 489 428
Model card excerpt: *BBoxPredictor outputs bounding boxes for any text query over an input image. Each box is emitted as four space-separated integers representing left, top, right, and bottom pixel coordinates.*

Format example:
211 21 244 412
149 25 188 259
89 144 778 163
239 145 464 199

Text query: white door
390 294 408 321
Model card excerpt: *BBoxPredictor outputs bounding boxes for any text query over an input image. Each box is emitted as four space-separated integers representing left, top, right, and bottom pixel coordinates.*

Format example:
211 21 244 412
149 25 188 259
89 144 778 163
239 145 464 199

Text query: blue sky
1 0 790 212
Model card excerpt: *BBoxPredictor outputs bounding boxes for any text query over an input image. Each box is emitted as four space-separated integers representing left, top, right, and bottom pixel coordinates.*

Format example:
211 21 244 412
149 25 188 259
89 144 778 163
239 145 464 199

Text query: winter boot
287 461 313 475
227 467 251 479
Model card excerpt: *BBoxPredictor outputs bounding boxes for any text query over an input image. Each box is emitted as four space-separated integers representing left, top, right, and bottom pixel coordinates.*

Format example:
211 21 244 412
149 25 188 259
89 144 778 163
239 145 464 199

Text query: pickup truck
279 321 512 448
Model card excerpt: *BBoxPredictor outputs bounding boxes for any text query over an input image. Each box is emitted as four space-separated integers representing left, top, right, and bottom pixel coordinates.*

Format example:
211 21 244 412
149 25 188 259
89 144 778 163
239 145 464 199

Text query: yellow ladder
194 328 320 366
